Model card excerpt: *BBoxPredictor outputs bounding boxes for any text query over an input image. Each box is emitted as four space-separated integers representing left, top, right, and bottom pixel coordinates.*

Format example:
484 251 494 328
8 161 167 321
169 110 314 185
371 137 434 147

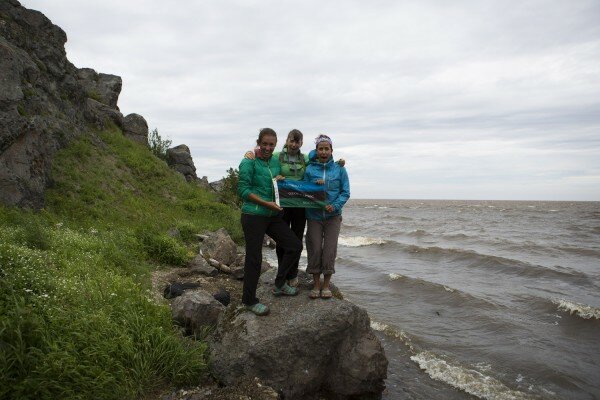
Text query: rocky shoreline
153 229 388 400
1 3 389 397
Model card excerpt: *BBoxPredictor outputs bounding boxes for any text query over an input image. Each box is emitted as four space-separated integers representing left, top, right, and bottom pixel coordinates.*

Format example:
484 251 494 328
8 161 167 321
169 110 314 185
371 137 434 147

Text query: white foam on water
388 273 404 281
370 320 415 350
338 235 386 247
410 352 533 400
443 285 456 292
370 321 389 332
552 298 600 320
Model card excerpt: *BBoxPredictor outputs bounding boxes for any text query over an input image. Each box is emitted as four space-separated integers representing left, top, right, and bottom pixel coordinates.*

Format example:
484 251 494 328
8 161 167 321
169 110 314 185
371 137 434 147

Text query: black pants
275 207 306 280
241 212 302 306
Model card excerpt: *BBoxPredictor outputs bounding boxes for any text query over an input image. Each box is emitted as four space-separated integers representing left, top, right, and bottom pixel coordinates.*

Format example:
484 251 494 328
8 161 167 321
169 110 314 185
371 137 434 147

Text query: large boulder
188 254 219 277
76 67 122 109
171 289 225 336
84 98 124 130
166 144 197 182
209 177 225 192
200 228 237 266
122 113 148 145
210 271 388 399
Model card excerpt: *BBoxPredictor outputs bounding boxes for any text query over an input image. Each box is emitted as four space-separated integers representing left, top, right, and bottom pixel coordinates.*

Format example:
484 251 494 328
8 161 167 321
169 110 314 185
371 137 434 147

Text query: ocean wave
389 273 455 294
384 273 498 311
410 351 533 400
407 229 428 237
552 299 600 320
395 243 596 286
370 321 415 351
338 235 387 247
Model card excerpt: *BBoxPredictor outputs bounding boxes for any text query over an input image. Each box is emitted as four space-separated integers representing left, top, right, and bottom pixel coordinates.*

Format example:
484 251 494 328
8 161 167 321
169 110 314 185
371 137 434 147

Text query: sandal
321 288 332 299
272 283 299 296
246 302 270 316
309 289 321 299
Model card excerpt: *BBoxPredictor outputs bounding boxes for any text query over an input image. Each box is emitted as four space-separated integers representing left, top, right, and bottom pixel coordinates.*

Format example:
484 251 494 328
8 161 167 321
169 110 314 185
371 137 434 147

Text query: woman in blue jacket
303 134 350 299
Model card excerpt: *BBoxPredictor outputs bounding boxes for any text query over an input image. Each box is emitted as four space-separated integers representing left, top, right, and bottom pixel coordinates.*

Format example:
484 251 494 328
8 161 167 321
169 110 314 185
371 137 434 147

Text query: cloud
23 0 600 200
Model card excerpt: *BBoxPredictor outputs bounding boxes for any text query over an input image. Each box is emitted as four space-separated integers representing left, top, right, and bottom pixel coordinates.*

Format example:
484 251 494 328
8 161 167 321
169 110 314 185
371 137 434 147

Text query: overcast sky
24 0 600 200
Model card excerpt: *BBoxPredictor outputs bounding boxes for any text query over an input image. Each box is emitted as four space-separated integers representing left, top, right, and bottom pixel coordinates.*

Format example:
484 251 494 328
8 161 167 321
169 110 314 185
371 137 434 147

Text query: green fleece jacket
274 149 309 181
238 156 281 216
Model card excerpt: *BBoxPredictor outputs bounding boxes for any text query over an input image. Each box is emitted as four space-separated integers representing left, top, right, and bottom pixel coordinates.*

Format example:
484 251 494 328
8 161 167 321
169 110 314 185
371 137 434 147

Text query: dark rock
76 67 122 109
163 282 201 299
261 259 272 274
166 144 197 182
212 288 230 307
197 175 212 190
0 1 138 208
263 235 276 248
171 289 225 335
230 253 245 269
209 177 225 192
84 98 124 129
232 258 271 280
122 113 148 145
160 377 279 400
188 254 219 277
210 270 387 400
231 266 245 280
200 228 237 266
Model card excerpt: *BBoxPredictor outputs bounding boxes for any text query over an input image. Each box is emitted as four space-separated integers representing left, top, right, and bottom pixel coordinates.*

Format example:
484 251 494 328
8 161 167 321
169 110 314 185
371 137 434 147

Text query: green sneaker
246 302 270 316
272 283 299 296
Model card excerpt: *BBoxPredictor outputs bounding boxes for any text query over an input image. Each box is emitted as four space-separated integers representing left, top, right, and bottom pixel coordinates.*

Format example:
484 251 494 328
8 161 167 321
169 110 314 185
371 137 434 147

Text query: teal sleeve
237 158 254 200
331 167 350 212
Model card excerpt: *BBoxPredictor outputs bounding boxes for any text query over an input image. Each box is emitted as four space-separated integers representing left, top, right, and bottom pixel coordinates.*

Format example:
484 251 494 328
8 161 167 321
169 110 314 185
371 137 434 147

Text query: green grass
0 127 241 399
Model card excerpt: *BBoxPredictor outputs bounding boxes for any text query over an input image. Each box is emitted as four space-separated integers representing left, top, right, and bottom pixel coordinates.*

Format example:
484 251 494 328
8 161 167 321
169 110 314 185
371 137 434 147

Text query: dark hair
287 129 303 142
257 128 277 145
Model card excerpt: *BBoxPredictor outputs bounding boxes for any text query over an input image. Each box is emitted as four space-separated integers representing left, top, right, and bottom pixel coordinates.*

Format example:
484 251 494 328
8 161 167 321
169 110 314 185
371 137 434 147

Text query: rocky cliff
0 0 148 208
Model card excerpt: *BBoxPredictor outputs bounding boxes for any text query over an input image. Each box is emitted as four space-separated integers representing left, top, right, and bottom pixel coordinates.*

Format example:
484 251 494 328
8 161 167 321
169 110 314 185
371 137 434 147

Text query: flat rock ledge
210 269 388 400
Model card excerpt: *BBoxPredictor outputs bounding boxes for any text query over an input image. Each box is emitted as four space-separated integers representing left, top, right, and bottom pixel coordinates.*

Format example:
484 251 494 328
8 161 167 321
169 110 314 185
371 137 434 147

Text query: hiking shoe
287 277 299 287
272 283 299 296
246 302 270 316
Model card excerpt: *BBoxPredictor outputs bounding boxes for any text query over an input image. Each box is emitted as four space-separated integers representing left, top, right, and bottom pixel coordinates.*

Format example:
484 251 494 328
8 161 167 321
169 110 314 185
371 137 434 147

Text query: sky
23 0 600 200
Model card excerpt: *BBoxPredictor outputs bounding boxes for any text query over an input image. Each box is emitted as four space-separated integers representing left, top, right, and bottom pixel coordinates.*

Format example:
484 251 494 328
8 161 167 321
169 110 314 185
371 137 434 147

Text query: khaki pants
305 215 342 275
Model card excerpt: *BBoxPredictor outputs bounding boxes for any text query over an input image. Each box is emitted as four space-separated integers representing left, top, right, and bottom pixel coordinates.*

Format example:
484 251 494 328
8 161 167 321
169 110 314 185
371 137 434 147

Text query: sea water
270 199 600 399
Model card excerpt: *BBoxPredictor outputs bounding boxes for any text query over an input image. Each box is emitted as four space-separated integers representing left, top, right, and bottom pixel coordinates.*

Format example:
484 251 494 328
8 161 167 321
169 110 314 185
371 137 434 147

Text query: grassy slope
0 127 241 399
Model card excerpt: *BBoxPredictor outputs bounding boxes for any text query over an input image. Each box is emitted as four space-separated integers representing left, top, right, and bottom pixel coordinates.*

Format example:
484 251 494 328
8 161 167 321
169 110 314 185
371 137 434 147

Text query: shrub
219 167 241 208
148 128 172 161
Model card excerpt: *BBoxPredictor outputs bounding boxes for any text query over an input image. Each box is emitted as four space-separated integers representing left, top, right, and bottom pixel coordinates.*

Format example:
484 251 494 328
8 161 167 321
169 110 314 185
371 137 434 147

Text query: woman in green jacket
273 129 309 287
237 128 302 316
